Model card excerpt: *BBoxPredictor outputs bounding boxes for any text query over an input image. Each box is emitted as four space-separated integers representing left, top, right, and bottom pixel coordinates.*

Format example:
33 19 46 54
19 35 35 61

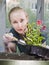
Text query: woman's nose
18 22 22 27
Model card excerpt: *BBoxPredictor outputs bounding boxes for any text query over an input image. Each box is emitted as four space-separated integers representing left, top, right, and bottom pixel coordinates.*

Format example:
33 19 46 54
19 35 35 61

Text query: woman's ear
26 14 29 20
25 11 29 19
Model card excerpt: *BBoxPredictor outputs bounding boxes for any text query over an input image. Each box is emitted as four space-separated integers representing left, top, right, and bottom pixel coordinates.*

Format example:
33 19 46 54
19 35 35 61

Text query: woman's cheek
12 24 17 29
24 22 27 28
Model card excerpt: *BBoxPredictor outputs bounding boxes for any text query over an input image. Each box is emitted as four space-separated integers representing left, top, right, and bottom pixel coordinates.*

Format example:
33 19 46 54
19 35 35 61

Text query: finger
8 48 13 53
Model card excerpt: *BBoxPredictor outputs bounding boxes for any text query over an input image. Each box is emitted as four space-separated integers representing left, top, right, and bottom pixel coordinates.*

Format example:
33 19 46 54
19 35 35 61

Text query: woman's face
10 10 28 35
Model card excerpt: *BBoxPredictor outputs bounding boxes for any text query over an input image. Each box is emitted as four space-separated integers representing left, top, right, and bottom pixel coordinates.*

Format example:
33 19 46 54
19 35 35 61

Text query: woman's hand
3 33 14 43
3 33 16 53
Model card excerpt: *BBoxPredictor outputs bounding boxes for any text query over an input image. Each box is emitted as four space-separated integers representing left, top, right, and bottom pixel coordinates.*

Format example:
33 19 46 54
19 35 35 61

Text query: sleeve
40 30 47 43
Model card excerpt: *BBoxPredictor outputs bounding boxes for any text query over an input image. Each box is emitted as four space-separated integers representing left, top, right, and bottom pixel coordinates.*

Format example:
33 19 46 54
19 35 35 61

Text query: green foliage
24 23 45 46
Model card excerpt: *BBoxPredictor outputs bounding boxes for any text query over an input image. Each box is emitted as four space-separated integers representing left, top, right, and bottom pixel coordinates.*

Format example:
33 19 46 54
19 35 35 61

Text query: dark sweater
9 28 30 54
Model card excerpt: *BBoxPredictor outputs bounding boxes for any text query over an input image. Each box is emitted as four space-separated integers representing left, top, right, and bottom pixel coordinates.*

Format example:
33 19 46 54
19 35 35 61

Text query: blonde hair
8 6 28 22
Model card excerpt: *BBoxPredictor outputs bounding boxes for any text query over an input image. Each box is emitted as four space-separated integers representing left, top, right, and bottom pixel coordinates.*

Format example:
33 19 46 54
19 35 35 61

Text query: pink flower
37 20 42 26
42 25 46 30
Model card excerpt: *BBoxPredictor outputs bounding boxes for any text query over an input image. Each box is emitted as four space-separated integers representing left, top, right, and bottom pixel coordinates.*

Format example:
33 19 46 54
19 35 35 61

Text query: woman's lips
18 29 23 31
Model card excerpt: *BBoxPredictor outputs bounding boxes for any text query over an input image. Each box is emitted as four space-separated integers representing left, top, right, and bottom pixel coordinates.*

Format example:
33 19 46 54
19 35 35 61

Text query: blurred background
0 0 49 52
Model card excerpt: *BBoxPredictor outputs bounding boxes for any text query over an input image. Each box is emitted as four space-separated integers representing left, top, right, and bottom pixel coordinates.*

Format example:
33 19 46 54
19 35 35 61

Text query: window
44 0 49 45
35 3 37 9
32 3 34 9
48 3 49 10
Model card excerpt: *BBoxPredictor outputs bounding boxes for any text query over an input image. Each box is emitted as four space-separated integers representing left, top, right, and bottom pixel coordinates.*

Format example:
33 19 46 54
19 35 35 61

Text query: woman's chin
18 31 25 35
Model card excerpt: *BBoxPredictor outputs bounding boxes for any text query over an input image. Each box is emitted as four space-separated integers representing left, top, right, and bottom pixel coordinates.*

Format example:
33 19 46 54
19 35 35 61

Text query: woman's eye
20 19 24 22
13 21 18 23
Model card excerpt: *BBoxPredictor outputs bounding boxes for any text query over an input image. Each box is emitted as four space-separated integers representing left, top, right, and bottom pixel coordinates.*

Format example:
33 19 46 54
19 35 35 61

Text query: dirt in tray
0 53 48 60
